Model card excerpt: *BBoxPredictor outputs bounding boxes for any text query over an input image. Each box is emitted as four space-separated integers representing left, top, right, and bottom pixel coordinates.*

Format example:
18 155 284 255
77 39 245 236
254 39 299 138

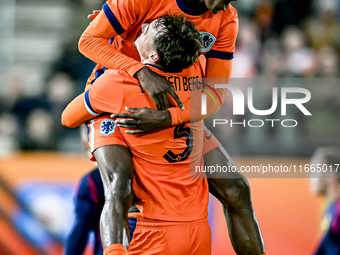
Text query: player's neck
182 0 206 12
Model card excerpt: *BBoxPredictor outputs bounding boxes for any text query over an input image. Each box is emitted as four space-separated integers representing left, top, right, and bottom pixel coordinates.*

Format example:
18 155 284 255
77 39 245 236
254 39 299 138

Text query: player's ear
149 51 160 64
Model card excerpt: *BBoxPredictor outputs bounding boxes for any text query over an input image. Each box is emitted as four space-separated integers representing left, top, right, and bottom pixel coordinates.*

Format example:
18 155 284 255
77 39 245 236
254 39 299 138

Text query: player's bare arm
112 58 232 132
111 83 226 133
112 107 172 134
134 66 184 111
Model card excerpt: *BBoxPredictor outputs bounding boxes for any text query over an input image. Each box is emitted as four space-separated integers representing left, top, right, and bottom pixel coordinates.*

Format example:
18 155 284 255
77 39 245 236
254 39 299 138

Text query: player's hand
134 67 184 111
111 107 172 134
87 10 100 20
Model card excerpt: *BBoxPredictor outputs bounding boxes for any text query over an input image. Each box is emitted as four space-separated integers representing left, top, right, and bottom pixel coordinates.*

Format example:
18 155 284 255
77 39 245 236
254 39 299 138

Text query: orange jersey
89 63 208 222
80 0 238 77
80 0 237 123
62 58 218 221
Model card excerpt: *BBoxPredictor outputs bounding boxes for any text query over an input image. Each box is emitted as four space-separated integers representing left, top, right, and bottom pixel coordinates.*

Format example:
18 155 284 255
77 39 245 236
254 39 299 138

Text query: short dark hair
153 14 203 73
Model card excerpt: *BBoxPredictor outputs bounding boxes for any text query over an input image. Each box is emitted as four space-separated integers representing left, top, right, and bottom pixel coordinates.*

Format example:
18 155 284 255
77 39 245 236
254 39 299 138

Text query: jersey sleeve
168 57 231 125
86 65 100 87
205 57 233 78
105 0 150 31
168 85 227 124
61 92 99 128
62 70 133 128
88 70 130 114
205 5 238 60
78 0 151 76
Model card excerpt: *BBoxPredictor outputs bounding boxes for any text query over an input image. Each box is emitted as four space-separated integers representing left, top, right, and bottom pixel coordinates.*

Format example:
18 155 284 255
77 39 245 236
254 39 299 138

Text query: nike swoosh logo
205 133 212 139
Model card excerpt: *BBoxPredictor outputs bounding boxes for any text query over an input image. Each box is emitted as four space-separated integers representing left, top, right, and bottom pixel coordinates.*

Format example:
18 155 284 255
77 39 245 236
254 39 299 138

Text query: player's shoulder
174 55 205 77
227 3 238 17
222 3 238 21
90 69 138 93
104 69 137 83
119 70 139 84
106 0 153 10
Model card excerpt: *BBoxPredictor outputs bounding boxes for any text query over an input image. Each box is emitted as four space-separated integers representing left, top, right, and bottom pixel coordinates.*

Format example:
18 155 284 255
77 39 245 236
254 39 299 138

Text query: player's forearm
169 58 232 125
62 93 95 128
78 11 144 77
79 35 144 76
169 87 227 124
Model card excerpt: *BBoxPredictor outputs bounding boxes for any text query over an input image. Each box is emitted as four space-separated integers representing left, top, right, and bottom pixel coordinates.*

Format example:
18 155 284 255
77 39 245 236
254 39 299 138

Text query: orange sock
104 244 128 255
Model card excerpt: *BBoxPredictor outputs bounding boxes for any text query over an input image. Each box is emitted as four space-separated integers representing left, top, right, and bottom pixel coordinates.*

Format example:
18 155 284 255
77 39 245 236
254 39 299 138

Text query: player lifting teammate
70 0 266 254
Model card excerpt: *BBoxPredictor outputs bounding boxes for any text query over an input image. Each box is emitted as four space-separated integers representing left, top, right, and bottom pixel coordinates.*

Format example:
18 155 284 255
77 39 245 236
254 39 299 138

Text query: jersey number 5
163 123 193 163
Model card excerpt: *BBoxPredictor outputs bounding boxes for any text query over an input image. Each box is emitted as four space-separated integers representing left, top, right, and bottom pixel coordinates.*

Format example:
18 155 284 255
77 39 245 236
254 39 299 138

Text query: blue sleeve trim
84 90 99 116
91 67 108 84
205 50 234 60
103 3 125 34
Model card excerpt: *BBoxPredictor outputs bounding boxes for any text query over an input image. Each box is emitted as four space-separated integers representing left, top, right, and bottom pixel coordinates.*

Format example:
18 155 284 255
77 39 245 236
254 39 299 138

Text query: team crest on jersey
200 32 216 53
100 119 116 136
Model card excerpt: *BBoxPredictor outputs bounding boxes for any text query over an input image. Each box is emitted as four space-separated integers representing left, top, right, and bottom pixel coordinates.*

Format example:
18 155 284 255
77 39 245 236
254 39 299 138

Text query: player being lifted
64 14 218 254
74 0 266 254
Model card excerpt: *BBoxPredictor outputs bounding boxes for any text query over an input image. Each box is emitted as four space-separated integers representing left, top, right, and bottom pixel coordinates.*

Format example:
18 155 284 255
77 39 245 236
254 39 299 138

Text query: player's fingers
157 94 166 111
152 96 161 110
168 88 184 110
117 124 139 128
115 119 138 125
125 107 140 113
125 129 144 134
87 14 96 20
88 10 100 20
162 93 170 110
111 113 136 119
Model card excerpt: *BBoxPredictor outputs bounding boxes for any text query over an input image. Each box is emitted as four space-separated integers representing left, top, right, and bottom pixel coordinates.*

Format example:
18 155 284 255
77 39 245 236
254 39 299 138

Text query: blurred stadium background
0 0 339 254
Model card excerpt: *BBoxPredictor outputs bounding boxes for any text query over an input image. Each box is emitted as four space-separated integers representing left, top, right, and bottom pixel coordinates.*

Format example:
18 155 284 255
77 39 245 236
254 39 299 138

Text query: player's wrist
127 61 145 78
162 110 172 127
133 66 148 82
168 107 183 125
133 67 151 92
